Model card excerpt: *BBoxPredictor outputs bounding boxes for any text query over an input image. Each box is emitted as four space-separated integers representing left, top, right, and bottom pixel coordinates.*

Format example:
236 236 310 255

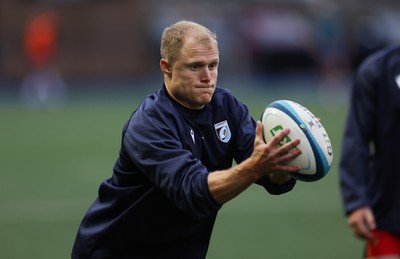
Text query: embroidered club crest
214 120 231 143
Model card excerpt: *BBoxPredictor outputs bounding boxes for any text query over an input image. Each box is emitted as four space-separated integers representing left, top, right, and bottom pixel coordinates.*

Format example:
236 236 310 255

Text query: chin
200 94 213 103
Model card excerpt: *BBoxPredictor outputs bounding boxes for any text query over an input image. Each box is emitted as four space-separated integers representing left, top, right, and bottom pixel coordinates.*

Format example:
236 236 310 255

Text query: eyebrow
186 58 219 65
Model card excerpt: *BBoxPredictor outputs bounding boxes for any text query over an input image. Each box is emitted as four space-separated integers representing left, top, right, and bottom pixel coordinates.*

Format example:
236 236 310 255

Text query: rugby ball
261 100 333 182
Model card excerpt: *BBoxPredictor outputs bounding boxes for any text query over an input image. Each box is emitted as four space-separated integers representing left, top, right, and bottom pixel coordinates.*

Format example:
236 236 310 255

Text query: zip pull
190 129 195 144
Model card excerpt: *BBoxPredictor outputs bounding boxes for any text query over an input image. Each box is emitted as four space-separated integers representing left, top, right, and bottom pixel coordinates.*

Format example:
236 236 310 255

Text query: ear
160 59 172 75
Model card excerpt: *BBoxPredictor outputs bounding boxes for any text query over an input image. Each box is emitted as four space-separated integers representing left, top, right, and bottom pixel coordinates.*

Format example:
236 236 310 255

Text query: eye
209 62 218 70
190 64 199 71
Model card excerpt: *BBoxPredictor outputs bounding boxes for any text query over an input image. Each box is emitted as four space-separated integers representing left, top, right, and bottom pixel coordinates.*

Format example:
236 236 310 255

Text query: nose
201 67 212 82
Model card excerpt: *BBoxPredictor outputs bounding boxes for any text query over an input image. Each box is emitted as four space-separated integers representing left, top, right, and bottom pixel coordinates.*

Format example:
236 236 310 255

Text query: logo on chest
214 120 231 143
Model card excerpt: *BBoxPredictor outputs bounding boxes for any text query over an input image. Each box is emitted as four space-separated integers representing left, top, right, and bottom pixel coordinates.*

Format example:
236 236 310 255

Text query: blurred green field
0 84 363 259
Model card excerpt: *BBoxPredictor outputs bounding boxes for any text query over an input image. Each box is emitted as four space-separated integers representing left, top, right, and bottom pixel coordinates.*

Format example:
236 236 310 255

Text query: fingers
268 127 291 147
277 147 302 164
351 221 373 240
277 138 301 156
348 207 376 240
365 209 377 231
268 126 301 159
256 120 298 149
254 121 301 174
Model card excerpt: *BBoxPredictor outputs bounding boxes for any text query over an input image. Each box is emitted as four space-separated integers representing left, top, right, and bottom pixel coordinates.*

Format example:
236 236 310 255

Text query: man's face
165 38 219 110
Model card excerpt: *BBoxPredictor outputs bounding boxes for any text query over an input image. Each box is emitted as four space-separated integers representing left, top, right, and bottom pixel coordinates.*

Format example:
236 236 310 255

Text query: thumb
255 121 265 143
365 209 376 231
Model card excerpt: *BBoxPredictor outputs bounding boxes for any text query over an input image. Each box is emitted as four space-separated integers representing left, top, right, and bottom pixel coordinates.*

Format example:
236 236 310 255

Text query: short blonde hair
160 20 218 65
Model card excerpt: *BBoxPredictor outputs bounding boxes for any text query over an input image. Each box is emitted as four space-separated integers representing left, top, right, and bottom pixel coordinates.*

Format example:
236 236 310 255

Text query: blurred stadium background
1 0 400 258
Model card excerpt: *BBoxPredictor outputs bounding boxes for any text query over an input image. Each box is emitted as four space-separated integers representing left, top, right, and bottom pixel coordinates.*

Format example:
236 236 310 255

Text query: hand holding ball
261 100 333 182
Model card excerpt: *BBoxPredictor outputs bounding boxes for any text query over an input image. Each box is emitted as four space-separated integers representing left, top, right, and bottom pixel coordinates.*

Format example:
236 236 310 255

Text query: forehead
180 37 219 61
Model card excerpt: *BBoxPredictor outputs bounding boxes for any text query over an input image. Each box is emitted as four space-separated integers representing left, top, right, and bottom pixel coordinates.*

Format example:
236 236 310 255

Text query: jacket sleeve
122 103 221 219
339 54 380 215
257 176 296 195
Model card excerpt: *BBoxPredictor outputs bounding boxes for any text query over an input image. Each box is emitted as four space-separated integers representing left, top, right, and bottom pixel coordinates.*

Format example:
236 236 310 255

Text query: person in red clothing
24 11 58 67
19 10 67 109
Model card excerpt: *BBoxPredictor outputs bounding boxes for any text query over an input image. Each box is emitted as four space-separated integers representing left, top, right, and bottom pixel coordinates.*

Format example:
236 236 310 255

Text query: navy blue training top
340 46 400 235
72 85 296 259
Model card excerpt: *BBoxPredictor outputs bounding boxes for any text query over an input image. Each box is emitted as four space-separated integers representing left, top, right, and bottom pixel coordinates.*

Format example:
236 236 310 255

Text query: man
72 20 301 259
340 45 400 258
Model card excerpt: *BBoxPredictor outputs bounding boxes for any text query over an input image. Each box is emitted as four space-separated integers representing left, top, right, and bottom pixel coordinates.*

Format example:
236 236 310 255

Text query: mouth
196 84 214 89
